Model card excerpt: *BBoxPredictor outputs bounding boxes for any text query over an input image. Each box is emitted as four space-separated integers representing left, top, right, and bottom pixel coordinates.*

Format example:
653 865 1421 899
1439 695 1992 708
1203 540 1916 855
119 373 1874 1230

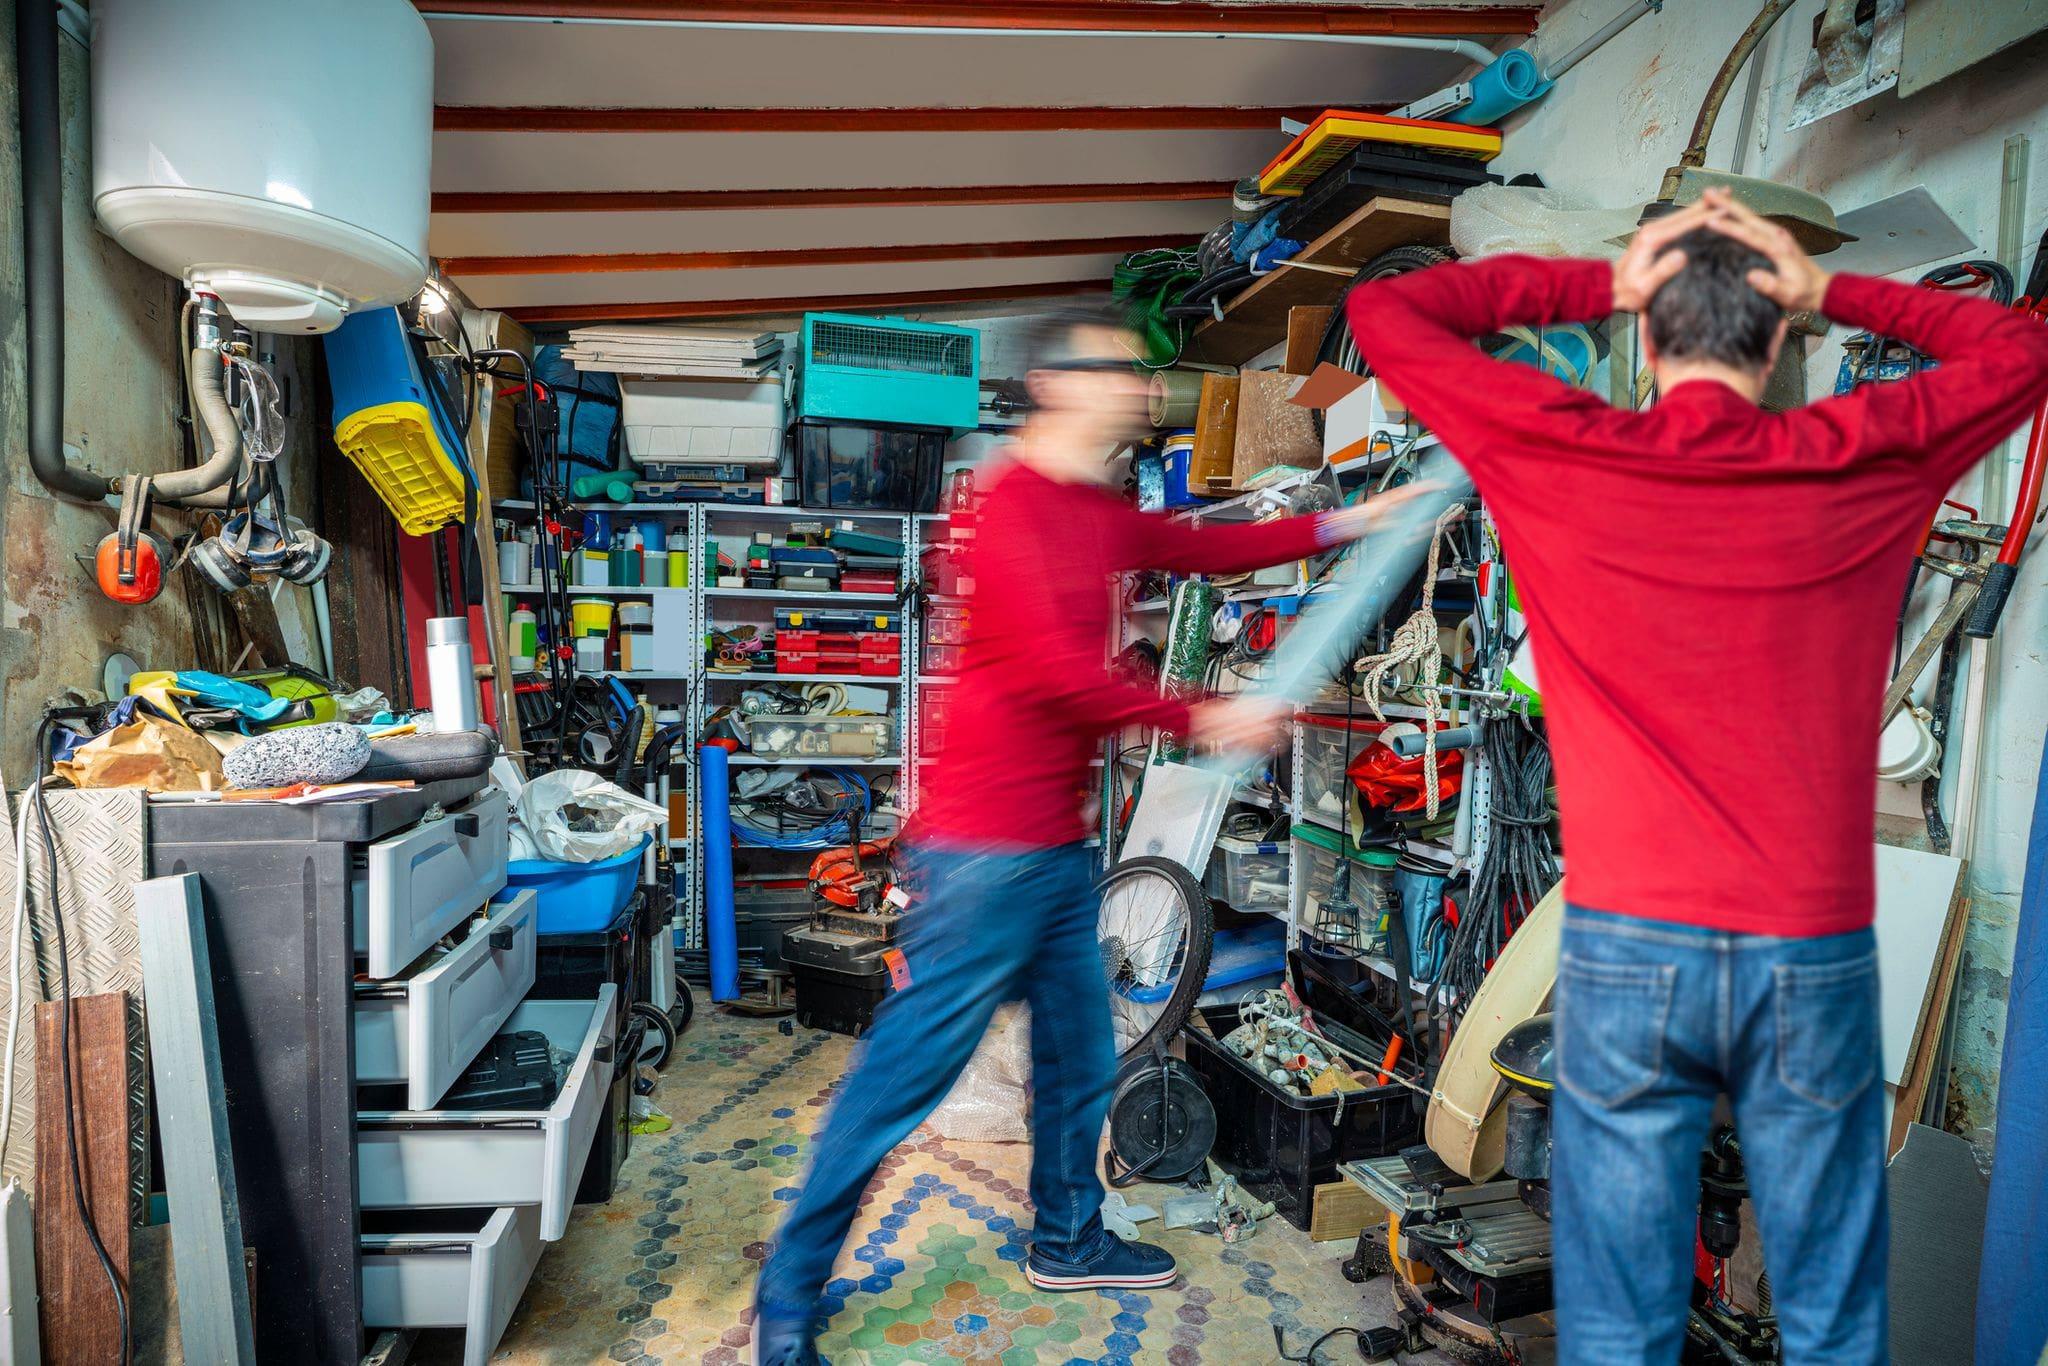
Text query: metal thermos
425 617 479 733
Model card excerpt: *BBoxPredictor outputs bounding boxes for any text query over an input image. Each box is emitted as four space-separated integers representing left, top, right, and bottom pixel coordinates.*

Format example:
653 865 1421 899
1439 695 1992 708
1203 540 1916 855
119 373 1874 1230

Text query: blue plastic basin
496 836 649 935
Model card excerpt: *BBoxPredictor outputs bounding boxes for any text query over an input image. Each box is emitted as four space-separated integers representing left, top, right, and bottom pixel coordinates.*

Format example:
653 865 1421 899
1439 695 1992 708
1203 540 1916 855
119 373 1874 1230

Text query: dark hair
1645 226 1784 370
1016 303 1134 375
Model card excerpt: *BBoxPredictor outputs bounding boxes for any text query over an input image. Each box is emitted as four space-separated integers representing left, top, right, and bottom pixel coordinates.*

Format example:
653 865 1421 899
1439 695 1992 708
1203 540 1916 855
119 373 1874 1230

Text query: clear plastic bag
925 1005 1033 1143
1450 183 1642 262
513 768 666 863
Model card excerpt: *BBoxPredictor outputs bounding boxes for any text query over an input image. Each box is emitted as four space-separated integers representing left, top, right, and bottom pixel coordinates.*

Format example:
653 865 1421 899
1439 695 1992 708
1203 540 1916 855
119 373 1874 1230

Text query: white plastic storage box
1292 823 1397 952
746 714 898 760
620 378 786 467
360 1204 543 1366
1205 835 1289 909
1296 716 1387 833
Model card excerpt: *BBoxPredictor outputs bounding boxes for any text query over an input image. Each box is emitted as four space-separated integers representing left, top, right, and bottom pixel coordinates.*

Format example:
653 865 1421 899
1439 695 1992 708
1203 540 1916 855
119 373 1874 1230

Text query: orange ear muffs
96 479 170 604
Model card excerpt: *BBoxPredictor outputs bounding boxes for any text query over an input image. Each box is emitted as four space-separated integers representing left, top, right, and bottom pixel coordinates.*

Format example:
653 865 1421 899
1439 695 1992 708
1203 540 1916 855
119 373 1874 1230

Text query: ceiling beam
443 234 1181 276
432 181 1235 213
504 278 1109 324
415 3 1538 37
436 104 1337 133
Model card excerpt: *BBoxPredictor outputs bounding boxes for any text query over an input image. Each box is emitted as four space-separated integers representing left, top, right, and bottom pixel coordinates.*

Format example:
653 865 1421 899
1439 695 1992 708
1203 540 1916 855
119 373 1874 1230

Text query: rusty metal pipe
1659 0 1797 202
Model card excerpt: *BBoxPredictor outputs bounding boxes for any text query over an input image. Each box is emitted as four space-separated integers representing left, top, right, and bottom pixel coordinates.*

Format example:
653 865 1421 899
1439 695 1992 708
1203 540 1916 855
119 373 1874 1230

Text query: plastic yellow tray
334 400 469 536
1258 111 1502 197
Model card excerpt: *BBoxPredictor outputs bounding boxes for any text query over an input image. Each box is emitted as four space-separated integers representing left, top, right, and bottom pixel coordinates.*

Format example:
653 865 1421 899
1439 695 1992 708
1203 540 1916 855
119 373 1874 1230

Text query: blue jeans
756 843 1115 1325
1553 907 1888 1364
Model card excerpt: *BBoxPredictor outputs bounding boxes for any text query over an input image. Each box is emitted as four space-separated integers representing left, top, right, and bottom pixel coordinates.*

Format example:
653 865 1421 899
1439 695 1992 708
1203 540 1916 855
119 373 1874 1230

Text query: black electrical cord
30 717 131 1365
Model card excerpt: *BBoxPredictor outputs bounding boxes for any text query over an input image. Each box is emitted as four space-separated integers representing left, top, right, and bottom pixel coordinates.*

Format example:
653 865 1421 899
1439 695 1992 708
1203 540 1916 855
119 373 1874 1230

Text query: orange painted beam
442 233 1182 276
432 181 1235 213
435 104 1336 133
505 279 1109 324
415 3 1538 37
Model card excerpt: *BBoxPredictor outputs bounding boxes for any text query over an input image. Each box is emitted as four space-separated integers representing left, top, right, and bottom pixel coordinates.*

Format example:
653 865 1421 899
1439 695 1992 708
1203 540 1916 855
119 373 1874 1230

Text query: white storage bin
357 986 615 1241
746 713 898 759
355 891 538 1110
621 378 786 467
351 788 510 978
1204 835 1289 909
1296 717 1385 833
361 1204 544 1366
1292 828 1396 954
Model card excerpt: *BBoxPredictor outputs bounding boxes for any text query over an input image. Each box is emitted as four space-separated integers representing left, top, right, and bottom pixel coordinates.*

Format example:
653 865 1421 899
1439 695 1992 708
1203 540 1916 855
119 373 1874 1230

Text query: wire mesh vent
810 319 974 378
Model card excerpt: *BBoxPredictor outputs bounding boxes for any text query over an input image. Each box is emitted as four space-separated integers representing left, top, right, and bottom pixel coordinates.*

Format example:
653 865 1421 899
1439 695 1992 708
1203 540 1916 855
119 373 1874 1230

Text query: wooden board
1182 197 1452 365
1284 306 1334 376
1231 371 1322 491
1874 844 1966 1086
35 993 132 1366
462 308 530 759
1889 883 1972 1156
1309 1179 1382 1242
1189 374 1240 496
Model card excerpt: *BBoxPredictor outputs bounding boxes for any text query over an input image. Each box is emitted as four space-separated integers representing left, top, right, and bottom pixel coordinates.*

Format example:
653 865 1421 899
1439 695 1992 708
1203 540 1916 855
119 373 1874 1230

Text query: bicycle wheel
1096 856 1215 1061
1310 244 1458 441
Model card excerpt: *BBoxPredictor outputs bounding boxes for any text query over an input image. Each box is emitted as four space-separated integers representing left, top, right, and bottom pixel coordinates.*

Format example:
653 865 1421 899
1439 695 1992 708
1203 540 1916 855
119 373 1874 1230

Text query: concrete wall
0 3 322 780
1497 0 2048 1135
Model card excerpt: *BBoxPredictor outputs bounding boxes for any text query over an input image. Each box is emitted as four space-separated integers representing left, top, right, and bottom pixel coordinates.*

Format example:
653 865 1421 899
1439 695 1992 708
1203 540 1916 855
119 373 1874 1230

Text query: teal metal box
797 313 980 433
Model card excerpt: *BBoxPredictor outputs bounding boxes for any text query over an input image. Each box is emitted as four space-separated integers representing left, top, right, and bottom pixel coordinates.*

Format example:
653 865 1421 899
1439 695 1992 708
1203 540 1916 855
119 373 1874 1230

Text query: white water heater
90 0 434 334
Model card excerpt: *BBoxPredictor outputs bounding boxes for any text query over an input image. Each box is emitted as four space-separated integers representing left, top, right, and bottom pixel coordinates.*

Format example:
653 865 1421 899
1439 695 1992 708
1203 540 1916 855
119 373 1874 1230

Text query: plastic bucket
570 598 615 637
496 836 650 935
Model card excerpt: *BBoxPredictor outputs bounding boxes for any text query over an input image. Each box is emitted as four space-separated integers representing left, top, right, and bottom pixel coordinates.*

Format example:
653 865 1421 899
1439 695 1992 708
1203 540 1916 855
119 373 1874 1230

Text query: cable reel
1104 1050 1216 1186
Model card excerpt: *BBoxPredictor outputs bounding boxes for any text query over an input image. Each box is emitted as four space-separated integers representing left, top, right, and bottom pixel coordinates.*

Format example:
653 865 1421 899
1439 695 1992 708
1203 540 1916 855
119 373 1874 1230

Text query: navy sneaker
1024 1231 1179 1292
752 1316 820 1366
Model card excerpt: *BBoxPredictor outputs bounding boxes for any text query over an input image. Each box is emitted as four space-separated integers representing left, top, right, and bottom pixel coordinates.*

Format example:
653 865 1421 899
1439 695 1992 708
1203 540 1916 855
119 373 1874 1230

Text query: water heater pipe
16 0 109 504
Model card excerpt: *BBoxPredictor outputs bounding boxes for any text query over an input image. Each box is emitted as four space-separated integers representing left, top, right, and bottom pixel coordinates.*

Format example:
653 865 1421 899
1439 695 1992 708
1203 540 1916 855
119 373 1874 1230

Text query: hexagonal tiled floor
413 1011 1447 1363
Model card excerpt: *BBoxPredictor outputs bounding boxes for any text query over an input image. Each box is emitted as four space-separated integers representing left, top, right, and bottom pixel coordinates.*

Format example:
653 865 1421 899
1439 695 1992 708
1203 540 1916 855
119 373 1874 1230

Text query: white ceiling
419 3 1539 323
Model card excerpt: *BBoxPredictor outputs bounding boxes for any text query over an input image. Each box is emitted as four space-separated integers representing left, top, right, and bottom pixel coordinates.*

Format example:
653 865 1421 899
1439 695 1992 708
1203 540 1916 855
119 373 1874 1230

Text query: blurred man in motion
754 310 1386 1364
1347 189 2048 1362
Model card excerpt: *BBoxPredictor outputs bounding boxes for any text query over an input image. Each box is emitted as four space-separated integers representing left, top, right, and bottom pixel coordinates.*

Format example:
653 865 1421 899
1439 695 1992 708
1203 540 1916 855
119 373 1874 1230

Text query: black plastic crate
795 419 944 513
1183 1007 1420 1230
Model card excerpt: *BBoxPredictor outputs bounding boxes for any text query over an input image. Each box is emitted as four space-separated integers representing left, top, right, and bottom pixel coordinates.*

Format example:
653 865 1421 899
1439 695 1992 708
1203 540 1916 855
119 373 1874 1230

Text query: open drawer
353 788 510 978
360 1204 543 1366
357 985 615 1241
355 891 538 1111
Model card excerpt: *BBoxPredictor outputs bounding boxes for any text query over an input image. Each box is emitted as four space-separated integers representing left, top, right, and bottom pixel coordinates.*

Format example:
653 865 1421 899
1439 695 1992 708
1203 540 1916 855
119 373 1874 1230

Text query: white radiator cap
90 0 433 333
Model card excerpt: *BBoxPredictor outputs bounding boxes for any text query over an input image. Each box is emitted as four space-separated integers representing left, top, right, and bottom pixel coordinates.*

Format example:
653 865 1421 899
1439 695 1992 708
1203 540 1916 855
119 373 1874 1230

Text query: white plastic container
745 714 897 760
91 0 432 332
621 379 787 467
1204 836 1290 909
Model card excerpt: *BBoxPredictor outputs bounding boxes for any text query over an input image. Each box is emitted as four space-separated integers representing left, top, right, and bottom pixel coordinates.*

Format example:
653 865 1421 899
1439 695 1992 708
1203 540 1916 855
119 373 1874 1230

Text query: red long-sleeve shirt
1350 255 2048 935
914 460 1331 848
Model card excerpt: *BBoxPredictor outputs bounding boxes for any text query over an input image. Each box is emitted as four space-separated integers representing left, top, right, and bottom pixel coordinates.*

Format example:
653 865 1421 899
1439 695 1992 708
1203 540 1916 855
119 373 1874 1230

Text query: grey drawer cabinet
148 778 503 1364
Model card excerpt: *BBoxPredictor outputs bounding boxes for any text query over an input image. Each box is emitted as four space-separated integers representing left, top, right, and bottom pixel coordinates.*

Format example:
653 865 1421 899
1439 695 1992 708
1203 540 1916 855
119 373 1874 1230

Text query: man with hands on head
1343 189 2048 1363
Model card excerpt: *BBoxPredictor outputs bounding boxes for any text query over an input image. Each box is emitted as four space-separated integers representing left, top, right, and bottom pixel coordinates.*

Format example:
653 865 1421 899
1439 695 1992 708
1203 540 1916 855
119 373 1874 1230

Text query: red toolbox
841 571 900 595
776 630 901 676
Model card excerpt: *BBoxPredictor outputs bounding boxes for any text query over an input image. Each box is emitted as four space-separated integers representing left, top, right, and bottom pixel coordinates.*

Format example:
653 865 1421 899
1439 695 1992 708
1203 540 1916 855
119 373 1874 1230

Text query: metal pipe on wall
16 0 110 504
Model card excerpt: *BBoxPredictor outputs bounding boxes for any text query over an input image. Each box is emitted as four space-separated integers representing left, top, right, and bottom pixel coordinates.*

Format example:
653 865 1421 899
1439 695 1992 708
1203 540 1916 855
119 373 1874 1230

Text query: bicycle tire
1096 855 1215 1061
1310 244 1459 442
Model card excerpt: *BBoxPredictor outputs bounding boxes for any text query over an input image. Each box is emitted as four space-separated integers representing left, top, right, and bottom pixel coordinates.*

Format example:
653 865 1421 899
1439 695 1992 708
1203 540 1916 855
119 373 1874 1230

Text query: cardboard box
1231 370 1322 489
1190 373 1240 496
1287 362 1436 469
668 791 692 837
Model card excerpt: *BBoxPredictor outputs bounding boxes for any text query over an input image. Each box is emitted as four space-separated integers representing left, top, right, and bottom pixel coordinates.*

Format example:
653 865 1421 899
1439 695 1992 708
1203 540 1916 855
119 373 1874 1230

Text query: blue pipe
699 744 740 1001
1445 48 1552 127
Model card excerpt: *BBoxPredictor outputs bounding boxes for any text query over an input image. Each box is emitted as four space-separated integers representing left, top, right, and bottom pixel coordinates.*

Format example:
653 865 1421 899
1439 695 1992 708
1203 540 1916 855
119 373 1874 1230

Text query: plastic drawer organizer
354 891 538 1111
351 789 510 977
1296 716 1387 832
357 985 617 1242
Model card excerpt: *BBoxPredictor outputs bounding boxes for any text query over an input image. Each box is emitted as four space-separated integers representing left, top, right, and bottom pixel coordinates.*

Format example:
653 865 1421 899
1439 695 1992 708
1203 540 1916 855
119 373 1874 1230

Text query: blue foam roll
699 744 741 1002
1446 48 1552 127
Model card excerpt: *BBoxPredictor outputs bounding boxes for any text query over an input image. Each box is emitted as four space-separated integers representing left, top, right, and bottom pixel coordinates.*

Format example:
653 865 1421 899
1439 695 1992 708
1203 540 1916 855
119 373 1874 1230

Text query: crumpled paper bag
53 718 225 793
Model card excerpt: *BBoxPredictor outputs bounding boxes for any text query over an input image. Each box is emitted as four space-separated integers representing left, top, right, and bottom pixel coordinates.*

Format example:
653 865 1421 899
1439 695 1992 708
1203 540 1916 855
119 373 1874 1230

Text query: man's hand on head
1697 190 1832 314
1613 196 1725 313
